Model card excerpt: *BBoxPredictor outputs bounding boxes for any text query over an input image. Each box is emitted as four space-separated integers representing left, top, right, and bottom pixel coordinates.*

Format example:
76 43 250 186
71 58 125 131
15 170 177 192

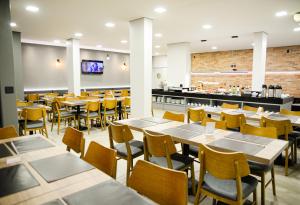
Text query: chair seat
20 120 44 129
248 161 272 173
150 153 193 170
115 140 144 158
202 173 258 201
55 112 75 118
79 112 100 118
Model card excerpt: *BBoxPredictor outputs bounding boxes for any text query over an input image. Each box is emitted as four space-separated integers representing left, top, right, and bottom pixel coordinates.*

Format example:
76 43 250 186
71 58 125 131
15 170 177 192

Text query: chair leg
191 163 196 195
212 199 217 205
294 141 297 164
87 118 90 135
271 166 276 196
126 159 131 185
285 148 289 176
194 185 201 205
44 125 48 138
57 118 60 135
261 172 265 205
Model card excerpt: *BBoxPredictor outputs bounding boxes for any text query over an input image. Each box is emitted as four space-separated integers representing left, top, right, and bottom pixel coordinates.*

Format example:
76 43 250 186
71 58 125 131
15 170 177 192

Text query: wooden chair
108 123 144 183
143 130 195 194
194 144 258 205
241 124 277 205
84 141 117 178
260 116 295 176
27 93 39 103
201 117 227 130
243 105 261 112
51 101 77 135
221 102 239 109
163 111 184 122
20 108 48 137
63 92 75 97
80 91 89 97
101 99 118 127
121 90 129 97
0 125 18 140
89 90 100 96
128 160 188 205
104 90 114 98
122 97 131 119
187 108 206 124
79 101 102 134
221 112 246 131
62 127 85 158
16 101 33 107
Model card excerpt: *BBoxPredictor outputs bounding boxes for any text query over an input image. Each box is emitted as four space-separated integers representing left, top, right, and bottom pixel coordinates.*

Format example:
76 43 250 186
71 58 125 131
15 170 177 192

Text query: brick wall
191 45 300 97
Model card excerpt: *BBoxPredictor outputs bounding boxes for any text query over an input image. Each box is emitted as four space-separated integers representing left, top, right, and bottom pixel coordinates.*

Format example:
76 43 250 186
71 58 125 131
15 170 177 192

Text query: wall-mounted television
81 60 104 74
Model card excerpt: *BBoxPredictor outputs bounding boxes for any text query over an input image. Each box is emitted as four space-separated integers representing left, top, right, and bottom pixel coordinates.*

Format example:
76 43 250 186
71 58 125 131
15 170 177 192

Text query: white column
129 18 152 117
252 32 268 91
66 38 81 96
167 42 191 87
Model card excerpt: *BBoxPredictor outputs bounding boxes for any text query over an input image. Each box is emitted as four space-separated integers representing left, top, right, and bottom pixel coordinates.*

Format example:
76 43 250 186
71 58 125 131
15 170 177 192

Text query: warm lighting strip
21 39 130 54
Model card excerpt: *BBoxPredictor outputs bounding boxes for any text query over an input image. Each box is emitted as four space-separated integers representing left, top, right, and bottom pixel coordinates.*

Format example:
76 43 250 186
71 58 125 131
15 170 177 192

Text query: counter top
152 89 294 105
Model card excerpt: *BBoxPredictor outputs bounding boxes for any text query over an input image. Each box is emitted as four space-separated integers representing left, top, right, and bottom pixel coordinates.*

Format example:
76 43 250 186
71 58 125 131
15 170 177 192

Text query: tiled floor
44 109 300 205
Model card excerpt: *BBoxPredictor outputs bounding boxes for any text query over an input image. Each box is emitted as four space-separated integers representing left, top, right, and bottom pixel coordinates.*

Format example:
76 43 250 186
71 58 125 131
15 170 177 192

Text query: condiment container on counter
268 85 274 98
261 84 267 97
275 85 282 98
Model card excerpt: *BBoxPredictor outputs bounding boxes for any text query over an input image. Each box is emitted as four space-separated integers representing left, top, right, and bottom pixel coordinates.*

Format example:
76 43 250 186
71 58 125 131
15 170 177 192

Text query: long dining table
115 117 289 165
0 135 154 205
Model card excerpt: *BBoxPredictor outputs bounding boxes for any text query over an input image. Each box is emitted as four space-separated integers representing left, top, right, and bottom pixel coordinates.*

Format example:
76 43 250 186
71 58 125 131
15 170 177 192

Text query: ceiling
10 0 300 55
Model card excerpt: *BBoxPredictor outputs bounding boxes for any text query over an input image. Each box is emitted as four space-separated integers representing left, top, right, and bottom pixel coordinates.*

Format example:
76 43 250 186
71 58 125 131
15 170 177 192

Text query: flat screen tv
81 60 104 74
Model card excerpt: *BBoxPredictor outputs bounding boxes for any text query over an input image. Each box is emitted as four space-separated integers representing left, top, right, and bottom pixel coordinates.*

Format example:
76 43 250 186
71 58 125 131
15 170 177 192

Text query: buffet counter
152 89 294 112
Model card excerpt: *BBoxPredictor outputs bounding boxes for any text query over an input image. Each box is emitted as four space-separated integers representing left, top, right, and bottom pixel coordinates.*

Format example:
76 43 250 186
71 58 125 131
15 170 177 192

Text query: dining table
0 134 155 205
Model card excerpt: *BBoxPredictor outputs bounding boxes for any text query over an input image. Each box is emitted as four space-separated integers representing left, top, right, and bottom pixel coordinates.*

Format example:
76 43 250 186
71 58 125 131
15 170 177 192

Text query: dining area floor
44 109 300 205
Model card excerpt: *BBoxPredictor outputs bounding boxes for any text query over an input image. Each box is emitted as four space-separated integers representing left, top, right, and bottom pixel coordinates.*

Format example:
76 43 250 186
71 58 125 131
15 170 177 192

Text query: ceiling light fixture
294 27 300 32
53 40 60 44
154 33 162 38
105 22 115 28
155 45 161 48
26 5 39 12
202 24 212 29
211 46 217 50
74 33 83 37
10 22 17 27
121 62 127 71
106 54 110 60
154 7 166 13
96 44 102 48
275 11 287 17
120 40 128 44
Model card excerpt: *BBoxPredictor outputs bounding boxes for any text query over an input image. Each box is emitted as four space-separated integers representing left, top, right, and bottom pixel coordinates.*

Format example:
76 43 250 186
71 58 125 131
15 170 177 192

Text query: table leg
182 144 190 156
118 101 122 120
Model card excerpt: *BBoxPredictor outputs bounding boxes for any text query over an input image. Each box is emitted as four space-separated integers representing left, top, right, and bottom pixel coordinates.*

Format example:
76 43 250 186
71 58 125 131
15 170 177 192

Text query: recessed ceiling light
154 7 166 13
96 44 102 48
201 40 207 42
53 40 60 44
26 5 39 12
154 33 162 38
155 45 161 48
74 33 83 37
293 27 300 32
10 22 17 27
105 22 115 28
202 24 212 29
211 46 217 50
120 40 128 44
275 11 287 17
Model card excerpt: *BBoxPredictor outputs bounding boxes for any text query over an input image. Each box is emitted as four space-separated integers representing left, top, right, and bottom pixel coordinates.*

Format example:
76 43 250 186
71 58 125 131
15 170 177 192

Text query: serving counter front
152 89 294 112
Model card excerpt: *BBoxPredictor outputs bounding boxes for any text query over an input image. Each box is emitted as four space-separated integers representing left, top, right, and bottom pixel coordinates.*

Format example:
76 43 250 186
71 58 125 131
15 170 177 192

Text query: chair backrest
121 90 129 97
199 144 250 180
221 112 246 129
201 117 227 130
51 101 61 115
128 160 188 205
187 108 206 123
221 103 239 109
143 130 177 157
260 116 292 139
46 92 59 97
240 124 277 139
243 105 259 112
280 109 300 116
86 96 99 100
22 108 45 121
27 93 39 102
62 127 85 158
163 111 184 122
80 91 89 97
78 96 88 100
16 101 33 107
0 125 18 140
103 99 117 110
64 92 75 97
87 101 100 112
84 141 117 178
123 97 130 107
89 90 100 96
108 123 134 145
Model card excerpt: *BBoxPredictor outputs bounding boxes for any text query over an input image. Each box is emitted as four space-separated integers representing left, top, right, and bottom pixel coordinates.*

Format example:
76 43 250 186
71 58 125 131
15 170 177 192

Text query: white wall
152 55 168 89
22 43 130 91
